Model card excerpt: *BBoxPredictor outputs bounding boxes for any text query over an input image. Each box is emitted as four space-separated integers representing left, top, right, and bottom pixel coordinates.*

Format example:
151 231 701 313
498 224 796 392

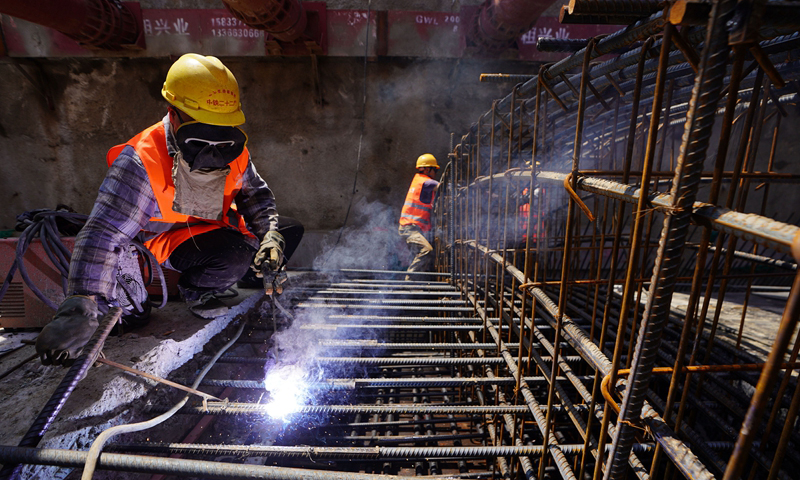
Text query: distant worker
398 154 440 280
36 53 304 366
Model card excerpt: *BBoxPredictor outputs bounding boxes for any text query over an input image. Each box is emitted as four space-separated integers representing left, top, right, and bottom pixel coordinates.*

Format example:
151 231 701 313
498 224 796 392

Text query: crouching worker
398 154 440 281
36 54 303 366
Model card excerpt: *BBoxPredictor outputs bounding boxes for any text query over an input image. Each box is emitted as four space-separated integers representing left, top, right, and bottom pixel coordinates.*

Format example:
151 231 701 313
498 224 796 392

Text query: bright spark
263 363 310 421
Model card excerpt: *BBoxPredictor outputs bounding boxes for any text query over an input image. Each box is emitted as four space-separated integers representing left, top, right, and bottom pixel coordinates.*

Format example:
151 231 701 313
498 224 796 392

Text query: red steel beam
0 0 141 50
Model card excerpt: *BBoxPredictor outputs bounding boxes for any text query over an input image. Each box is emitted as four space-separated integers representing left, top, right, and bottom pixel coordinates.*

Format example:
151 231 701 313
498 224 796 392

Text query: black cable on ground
0 209 167 317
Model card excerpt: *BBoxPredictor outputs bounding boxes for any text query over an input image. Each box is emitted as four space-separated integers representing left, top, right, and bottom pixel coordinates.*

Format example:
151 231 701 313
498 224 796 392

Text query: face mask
172 150 230 220
175 122 248 172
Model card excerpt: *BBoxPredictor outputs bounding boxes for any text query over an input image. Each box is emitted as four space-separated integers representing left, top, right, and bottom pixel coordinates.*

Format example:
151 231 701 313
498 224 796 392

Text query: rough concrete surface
0 287 263 480
670 289 793 360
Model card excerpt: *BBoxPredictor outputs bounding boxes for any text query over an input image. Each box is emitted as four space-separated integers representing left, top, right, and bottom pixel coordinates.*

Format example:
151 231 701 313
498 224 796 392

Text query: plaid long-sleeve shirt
67 116 278 301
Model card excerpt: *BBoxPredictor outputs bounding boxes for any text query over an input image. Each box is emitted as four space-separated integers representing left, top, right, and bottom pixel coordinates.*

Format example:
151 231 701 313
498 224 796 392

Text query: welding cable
0 209 168 313
80 315 249 480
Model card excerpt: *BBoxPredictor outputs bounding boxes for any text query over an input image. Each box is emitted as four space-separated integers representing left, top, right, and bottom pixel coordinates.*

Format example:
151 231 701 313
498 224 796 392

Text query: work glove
252 230 285 277
36 295 100 366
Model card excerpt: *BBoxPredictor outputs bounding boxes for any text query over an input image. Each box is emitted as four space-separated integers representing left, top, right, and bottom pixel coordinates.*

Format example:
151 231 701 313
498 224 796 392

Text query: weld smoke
263 200 403 426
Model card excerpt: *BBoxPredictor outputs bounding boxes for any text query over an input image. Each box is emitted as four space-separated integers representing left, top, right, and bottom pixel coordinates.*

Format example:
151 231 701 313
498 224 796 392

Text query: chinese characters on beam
520 26 571 45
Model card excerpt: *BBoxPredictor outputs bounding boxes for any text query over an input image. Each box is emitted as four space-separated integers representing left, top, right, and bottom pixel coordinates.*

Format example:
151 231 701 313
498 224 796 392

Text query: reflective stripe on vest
403 201 432 212
399 173 435 232
106 121 251 263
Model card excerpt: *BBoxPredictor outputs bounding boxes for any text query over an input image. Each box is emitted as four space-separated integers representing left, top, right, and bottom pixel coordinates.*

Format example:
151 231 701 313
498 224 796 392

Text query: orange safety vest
399 173 436 232
106 121 251 264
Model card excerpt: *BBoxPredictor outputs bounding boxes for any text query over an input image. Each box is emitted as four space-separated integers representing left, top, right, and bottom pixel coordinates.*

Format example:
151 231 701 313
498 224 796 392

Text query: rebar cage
434 2 800 479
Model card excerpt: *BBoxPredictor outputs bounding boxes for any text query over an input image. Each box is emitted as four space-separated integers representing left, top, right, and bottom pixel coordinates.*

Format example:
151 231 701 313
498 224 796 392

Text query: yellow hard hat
161 53 245 126
416 153 439 169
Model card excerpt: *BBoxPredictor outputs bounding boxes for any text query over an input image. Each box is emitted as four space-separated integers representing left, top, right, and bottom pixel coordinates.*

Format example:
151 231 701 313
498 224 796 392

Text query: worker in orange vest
399 154 440 280
36 54 303 366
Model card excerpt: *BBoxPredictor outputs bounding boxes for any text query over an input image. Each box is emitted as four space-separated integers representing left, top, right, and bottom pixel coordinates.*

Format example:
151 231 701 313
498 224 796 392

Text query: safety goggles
175 121 249 171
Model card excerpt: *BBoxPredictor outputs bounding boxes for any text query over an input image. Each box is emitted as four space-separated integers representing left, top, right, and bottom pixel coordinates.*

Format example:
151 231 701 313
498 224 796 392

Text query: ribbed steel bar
199 375 592 390
0 308 122 480
107 443 656 460
535 171 800 254
295 304 478 313
724 266 800 478
293 324 507 331
316 341 505 349
459 240 716 478
214 356 555 365
0 446 456 480
300 298 469 305
179 403 538 415
327 315 485 322
606 0 755 466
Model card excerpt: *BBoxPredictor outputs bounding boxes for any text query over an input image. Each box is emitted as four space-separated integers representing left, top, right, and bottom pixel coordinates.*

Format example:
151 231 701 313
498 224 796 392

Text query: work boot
186 292 229 319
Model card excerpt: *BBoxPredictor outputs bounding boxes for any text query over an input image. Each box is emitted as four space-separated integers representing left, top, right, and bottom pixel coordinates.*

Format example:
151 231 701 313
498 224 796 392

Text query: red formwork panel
0 237 74 329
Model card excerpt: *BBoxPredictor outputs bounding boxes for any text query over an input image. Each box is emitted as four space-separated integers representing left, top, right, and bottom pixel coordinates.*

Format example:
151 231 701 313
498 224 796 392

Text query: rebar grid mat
109 269 613 480
97 263 795 480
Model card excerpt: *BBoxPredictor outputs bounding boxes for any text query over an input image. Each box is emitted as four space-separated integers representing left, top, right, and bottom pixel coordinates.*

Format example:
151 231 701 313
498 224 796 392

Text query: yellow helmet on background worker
161 53 245 127
416 153 439 169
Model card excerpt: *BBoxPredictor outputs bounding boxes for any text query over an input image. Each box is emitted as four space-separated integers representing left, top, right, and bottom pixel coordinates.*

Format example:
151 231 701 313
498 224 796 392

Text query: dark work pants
168 216 304 300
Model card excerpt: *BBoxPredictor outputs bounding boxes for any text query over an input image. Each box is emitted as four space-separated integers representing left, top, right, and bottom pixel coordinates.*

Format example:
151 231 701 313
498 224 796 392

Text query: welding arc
107 442 656 459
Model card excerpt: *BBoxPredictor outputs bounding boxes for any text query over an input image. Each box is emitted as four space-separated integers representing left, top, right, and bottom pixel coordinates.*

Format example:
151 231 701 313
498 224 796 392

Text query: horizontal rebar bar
339 268 451 277
326 315 504 323
0 445 444 480
535 171 800 254
315 341 506 349
106 443 656 459
213 356 547 366
198 375 592 390
295 304 479 313
294 324 507 331
176 403 582 415
479 74 536 83
300 298 470 305
295 289 462 297
214 355 579 365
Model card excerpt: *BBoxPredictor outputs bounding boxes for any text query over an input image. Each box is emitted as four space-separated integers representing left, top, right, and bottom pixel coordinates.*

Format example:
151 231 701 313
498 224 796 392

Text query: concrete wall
0 55 537 267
